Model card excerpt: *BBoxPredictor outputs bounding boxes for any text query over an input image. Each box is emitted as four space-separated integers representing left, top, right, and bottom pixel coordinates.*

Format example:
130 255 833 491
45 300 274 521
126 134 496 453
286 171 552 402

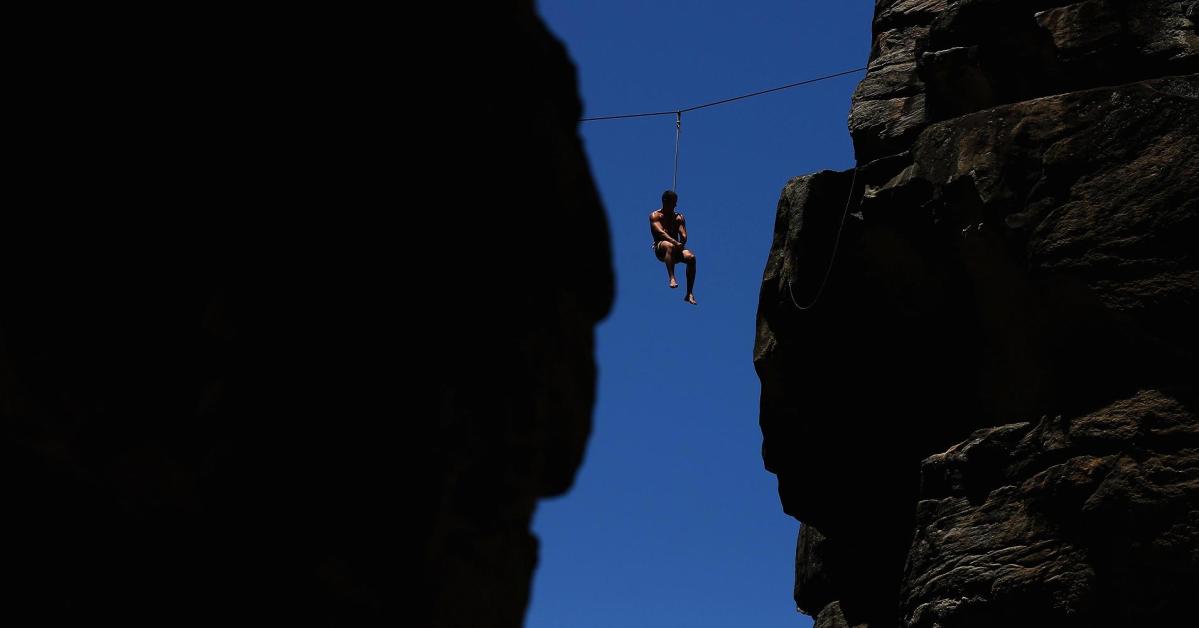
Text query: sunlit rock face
3 3 611 627
757 1 1197 626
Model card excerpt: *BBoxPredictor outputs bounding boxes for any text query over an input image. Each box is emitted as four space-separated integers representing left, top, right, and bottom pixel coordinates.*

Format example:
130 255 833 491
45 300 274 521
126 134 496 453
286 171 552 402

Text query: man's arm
650 212 683 246
677 214 688 245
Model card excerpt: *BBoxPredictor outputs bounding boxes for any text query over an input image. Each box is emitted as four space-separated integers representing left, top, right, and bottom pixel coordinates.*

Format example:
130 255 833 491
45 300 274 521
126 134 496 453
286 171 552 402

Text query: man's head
662 190 678 211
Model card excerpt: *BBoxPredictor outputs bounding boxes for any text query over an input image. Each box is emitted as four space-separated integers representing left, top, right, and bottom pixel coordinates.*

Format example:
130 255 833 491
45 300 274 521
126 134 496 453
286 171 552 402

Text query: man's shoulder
649 209 662 219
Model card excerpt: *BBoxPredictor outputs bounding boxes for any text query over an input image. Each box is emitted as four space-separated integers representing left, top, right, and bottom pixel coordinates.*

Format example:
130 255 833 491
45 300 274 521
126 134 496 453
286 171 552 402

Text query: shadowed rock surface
906 390 1199 626
758 1 1197 626
4 3 610 627
851 0 1198 161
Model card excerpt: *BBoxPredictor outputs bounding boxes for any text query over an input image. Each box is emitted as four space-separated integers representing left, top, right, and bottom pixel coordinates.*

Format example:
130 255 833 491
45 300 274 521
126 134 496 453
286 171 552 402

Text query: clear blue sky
529 2 873 627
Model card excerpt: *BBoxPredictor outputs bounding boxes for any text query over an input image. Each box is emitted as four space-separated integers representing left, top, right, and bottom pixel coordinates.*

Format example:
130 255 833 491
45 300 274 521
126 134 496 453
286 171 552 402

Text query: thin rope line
579 66 867 122
580 110 677 122
672 112 681 192
786 166 859 311
681 67 867 113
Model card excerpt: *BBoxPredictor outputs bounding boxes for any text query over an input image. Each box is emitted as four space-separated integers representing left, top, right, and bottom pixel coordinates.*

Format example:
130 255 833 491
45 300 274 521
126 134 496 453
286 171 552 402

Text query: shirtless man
650 190 698 305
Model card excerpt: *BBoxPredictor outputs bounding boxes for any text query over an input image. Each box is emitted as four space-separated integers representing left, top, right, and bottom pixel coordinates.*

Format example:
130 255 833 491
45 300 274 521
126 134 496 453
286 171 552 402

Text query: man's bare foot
684 293 697 305
669 278 679 289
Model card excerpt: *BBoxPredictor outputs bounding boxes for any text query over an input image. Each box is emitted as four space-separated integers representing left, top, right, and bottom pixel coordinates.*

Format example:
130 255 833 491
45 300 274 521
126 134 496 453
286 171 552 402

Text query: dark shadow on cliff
4 4 612 627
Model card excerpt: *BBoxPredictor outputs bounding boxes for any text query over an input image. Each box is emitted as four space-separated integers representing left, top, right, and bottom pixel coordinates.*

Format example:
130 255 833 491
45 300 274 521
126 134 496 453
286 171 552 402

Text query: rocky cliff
4 3 610 626
756 1 1198 626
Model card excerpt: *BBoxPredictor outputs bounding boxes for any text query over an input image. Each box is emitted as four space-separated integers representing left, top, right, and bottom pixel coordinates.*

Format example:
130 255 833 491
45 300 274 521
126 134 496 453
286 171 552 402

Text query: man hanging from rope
650 190 698 305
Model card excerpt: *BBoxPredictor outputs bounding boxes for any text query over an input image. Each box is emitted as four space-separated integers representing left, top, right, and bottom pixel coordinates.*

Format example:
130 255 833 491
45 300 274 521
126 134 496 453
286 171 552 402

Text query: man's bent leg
662 243 679 288
683 250 697 304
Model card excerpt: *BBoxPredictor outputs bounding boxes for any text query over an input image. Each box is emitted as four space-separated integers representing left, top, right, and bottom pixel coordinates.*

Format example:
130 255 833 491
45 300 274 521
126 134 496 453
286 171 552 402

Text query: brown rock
761 2 1198 626
904 391 1199 626
850 0 1199 162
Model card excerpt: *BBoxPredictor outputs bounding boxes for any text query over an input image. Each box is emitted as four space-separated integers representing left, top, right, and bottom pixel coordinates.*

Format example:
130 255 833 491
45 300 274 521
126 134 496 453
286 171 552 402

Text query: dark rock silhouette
758 2 1197 626
4 3 611 626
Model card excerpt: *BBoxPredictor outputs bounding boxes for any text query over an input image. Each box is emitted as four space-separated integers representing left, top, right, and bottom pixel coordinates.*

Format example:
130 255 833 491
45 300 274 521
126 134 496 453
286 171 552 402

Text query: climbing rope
581 65 865 192
785 166 859 311
581 65 867 210
579 67 867 122
673 111 681 192
576 65 869 308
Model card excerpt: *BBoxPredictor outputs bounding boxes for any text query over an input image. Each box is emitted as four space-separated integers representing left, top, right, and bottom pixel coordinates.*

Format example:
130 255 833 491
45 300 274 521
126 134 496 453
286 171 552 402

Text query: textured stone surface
850 0 1199 161
875 76 1199 420
760 2 1197 626
758 166 973 624
816 600 871 628
904 390 1199 627
795 524 836 616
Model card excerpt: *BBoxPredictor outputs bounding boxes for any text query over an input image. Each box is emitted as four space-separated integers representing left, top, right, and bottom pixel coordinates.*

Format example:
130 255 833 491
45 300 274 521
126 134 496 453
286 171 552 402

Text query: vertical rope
672 111 681 192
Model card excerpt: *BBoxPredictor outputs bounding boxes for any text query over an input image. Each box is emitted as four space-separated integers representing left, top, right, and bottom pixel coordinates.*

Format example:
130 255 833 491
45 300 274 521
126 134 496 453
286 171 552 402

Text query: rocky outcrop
758 2 1197 626
851 0 1198 161
906 390 1199 626
4 3 611 627
424 4 614 626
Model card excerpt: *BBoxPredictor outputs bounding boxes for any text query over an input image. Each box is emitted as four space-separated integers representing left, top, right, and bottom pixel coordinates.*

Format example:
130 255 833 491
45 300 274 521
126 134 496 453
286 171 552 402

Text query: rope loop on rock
786 166 859 311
